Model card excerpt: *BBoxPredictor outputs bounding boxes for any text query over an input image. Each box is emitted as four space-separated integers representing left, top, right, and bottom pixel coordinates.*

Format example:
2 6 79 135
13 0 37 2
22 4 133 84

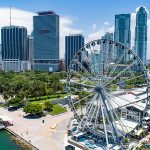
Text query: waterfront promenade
0 107 73 150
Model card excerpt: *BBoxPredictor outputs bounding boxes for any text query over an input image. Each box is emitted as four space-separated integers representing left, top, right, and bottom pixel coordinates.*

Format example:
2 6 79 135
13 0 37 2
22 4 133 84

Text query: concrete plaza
0 107 73 150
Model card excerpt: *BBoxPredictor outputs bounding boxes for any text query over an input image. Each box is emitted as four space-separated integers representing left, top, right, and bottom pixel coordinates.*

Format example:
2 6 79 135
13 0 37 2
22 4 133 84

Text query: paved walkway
0 108 73 150
140 132 150 143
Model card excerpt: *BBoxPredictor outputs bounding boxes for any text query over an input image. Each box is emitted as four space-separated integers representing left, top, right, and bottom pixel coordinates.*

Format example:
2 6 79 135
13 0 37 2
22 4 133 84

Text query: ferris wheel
66 39 149 150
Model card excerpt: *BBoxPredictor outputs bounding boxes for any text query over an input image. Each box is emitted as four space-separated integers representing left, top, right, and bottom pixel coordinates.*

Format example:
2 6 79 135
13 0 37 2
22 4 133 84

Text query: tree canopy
23 103 42 115
0 70 65 99
44 101 54 111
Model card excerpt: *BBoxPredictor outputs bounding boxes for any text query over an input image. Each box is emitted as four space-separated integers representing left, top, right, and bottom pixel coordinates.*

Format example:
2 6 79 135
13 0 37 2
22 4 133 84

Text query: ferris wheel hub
94 86 102 93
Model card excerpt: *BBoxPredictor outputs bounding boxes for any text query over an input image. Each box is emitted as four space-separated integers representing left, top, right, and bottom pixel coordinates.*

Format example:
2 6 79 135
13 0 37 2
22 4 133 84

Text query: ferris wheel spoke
128 67 136 79
73 92 95 105
91 63 106 78
90 48 99 74
107 45 114 64
79 93 98 129
121 73 144 83
107 74 145 89
73 59 94 78
107 99 128 134
70 69 95 88
93 100 101 128
104 60 137 87
99 92 118 141
105 93 131 133
103 97 120 138
90 43 104 76
88 99 99 127
82 93 99 129
82 52 97 76
100 101 109 150
106 51 126 77
91 63 101 75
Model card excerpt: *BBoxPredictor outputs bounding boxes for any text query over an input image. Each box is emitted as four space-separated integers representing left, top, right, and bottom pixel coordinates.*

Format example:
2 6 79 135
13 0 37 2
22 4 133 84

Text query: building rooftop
37 11 56 15
136 6 149 13
1 25 27 29
92 87 148 111
66 34 83 37
110 90 147 111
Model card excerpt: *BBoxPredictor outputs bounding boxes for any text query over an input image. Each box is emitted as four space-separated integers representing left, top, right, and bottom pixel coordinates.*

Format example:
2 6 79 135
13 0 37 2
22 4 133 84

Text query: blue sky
0 0 150 58
1 0 150 35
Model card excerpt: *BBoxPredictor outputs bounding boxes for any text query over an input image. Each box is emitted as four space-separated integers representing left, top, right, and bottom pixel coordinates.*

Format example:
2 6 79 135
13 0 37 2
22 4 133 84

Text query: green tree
0 71 65 100
6 98 24 108
23 103 43 115
44 101 54 111
125 84 134 89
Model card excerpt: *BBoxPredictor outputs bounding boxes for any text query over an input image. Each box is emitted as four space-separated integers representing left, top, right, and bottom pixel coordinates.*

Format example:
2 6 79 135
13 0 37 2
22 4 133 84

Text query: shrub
50 105 66 115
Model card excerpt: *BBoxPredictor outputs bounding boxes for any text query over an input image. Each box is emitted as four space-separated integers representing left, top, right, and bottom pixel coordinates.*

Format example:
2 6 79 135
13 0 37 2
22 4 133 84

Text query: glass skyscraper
65 34 84 71
134 7 147 65
33 11 59 71
1 26 28 61
101 32 113 63
1 26 29 72
114 14 131 62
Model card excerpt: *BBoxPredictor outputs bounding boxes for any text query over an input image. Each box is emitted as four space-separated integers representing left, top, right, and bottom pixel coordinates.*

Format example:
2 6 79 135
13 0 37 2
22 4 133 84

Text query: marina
0 130 23 150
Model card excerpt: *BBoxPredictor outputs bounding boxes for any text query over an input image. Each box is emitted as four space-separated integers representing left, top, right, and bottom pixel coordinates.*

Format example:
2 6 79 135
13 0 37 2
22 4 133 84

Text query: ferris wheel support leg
82 93 98 129
100 101 109 150
98 87 124 148
78 93 98 131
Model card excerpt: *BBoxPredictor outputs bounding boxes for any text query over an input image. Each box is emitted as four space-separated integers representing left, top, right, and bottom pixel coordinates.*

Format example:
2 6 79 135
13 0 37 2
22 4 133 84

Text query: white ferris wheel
66 39 149 150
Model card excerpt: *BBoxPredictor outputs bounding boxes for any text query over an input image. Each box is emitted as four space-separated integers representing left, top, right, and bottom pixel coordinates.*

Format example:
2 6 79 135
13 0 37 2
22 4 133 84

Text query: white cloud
0 7 83 59
59 16 82 58
86 7 150 60
0 7 149 60
131 12 136 49
86 22 114 42
104 21 110 26
0 7 35 34
92 24 97 31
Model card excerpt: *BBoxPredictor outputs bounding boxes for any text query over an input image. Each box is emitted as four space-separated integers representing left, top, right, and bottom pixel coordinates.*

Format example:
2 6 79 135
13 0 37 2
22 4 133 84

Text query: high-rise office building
33 11 59 71
102 32 113 41
65 34 84 71
28 35 34 69
101 32 113 62
134 7 147 65
114 14 131 62
1 26 30 72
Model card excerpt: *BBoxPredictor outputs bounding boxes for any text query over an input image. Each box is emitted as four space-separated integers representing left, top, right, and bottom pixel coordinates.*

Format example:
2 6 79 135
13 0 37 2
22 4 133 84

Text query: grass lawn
28 94 67 115
0 103 4 107
28 102 67 115
29 93 67 107
50 105 67 115
28 93 67 102
30 100 53 109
